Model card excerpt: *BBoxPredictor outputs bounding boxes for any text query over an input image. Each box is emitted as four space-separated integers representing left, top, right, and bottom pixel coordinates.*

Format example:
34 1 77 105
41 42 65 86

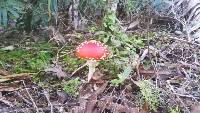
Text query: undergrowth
169 106 180 113
138 80 160 111
0 42 54 73
62 54 85 74
0 42 84 95
63 77 80 96
89 9 145 85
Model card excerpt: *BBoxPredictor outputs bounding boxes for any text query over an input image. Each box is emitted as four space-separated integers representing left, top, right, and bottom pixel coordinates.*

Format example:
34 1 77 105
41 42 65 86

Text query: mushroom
75 40 109 81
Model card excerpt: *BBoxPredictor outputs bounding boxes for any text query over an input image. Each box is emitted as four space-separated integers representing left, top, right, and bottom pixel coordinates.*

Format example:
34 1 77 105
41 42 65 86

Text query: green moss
62 54 85 73
138 80 160 111
0 43 54 73
169 106 180 113
63 77 80 96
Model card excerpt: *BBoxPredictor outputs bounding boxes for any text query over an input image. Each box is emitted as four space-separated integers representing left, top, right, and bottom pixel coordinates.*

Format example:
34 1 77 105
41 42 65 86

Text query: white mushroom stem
87 60 99 82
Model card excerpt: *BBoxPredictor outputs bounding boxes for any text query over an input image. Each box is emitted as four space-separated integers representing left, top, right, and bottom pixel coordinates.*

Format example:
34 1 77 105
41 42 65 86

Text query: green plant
138 80 160 111
111 64 132 86
119 0 136 14
17 0 60 32
0 42 54 73
26 51 52 72
62 54 85 73
0 49 29 72
0 0 23 28
92 9 144 85
78 0 106 17
63 77 80 96
17 0 49 31
0 0 59 31
169 106 180 113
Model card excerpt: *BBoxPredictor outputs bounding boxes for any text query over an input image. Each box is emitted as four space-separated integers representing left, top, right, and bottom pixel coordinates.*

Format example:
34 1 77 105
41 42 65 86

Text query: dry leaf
0 85 19 92
48 26 66 44
113 103 140 113
45 65 68 78
92 69 104 81
0 69 11 76
138 66 172 80
140 101 149 113
0 92 14 107
191 104 200 113
126 20 139 30
57 90 69 104
83 82 108 113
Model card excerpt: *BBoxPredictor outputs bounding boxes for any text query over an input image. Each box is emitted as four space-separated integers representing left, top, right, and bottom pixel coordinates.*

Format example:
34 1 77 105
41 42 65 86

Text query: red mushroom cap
75 40 109 61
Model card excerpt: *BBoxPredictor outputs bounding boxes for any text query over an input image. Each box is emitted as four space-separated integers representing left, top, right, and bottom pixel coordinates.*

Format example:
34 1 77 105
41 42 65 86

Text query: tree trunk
69 0 79 30
106 0 119 13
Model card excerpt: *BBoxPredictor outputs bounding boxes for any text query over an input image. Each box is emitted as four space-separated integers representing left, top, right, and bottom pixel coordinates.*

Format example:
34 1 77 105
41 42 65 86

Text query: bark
69 0 79 30
106 0 119 13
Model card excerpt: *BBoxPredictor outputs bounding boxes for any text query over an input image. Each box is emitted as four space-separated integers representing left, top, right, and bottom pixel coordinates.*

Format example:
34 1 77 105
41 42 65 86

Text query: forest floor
0 24 200 113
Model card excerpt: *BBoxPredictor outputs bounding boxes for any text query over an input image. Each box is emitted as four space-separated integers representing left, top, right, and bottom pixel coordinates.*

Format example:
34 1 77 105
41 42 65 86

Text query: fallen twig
0 92 14 107
0 73 35 82
70 63 87 77
43 89 53 113
22 80 39 113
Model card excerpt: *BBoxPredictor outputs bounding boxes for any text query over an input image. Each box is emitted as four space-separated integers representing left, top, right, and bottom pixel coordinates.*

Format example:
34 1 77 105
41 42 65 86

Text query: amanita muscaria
75 40 109 81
